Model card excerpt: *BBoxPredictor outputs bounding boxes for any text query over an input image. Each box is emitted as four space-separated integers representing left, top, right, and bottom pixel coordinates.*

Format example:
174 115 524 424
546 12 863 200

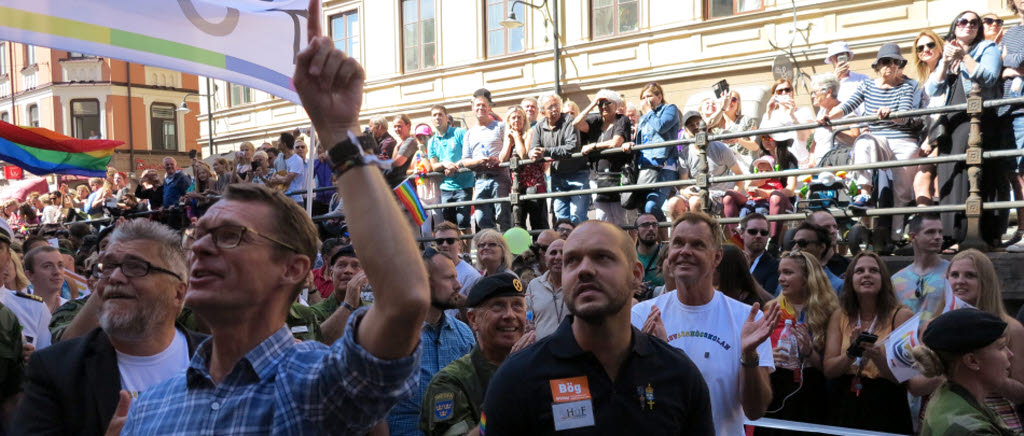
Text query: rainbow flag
394 178 427 226
0 121 120 177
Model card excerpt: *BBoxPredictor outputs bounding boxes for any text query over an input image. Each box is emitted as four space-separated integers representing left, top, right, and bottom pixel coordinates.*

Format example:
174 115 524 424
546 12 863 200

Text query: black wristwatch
341 301 359 312
328 131 377 176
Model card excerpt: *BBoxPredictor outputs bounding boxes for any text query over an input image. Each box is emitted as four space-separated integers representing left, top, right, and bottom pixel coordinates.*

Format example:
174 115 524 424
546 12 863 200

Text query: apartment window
71 99 101 139
0 112 8 123
330 11 360 62
150 103 178 150
485 0 525 57
230 83 252 106
705 0 762 19
25 45 36 65
0 43 6 74
27 104 39 127
402 0 436 71
592 0 638 38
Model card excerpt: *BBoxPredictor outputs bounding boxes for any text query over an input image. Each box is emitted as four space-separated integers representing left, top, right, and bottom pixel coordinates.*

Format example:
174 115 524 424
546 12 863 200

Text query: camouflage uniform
286 303 323 342
0 303 23 400
922 382 1018 436
419 347 498 436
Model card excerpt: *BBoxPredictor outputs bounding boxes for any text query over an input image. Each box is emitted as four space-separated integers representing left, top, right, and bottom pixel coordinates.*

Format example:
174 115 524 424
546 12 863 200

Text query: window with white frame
331 10 360 62
401 0 436 72
592 0 639 38
485 0 525 57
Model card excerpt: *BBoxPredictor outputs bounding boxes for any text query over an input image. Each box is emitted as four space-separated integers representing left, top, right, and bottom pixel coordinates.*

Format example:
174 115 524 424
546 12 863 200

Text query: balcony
60 57 103 83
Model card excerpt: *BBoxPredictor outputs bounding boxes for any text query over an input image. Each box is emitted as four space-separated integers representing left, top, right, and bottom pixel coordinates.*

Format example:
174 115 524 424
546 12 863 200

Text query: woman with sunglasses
762 79 811 167
824 251 914 433
933 249 1024 431
472 229 515 278
756 251 838 435
914 309 1016 435
1002 0 1024 252
912 29 946 207
983 13 1006 43
928 11 1007 247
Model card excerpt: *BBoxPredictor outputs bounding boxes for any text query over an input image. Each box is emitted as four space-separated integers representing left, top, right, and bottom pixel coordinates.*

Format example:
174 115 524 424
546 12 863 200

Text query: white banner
885 313 921 383
0 0 311 103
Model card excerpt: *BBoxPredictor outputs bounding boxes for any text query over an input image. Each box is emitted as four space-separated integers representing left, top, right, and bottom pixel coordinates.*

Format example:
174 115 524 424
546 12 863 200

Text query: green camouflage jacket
419 347 498 436
922 382 1019 436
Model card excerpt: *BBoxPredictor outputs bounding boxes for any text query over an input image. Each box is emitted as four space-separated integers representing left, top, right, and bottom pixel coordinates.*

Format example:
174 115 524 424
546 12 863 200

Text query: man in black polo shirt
480 221 713 435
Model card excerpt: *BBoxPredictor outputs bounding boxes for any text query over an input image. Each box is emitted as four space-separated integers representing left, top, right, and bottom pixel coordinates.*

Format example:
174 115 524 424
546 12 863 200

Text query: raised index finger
307 0 321 42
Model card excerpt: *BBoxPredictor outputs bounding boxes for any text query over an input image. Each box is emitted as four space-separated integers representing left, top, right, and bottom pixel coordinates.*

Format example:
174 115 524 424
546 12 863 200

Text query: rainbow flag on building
394 178 427 226
0 121 121 177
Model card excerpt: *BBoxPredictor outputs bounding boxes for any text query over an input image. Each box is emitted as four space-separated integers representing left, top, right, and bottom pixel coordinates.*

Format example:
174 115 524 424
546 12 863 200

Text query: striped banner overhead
0 0 312 103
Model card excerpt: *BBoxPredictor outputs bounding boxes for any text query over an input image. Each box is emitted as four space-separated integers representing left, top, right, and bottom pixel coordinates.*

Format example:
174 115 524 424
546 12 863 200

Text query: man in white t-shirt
825 41 869 115
632 212 779 436
11 219 206 435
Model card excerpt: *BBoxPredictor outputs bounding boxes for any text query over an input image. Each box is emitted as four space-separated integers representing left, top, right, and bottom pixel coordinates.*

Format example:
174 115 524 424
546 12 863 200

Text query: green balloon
503 227 532 255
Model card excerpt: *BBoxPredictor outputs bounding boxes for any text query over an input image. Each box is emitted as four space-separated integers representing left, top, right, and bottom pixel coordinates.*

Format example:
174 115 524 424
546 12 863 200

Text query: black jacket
10 326 206 436
751 252 780 297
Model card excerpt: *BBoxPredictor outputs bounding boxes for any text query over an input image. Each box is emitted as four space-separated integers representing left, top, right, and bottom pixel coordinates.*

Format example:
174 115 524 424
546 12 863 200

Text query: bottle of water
777 319 801 370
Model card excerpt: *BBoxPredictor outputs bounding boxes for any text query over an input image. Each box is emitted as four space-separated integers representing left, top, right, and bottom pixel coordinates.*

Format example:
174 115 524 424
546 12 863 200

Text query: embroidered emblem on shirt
433 392 455 420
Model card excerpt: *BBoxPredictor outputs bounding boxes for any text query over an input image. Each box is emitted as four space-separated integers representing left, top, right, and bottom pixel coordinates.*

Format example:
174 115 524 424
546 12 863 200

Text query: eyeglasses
434 237 458 246
775 88 793 95
916 42 937 53
745 228 770 236
637 222 659 229
96 258 182 282
792 239 819 248
557 226 574 233
983 17 1004 26
956 18 980 28
185 224 299 253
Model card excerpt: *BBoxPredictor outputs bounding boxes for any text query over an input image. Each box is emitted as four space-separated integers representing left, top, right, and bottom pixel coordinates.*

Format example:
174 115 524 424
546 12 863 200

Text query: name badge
291 325 309 334
551 400 595 431
548 376 591 404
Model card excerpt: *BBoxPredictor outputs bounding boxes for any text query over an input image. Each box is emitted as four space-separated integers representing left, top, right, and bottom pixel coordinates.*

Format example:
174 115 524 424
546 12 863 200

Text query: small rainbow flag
0 121 121 177
394 178 427 226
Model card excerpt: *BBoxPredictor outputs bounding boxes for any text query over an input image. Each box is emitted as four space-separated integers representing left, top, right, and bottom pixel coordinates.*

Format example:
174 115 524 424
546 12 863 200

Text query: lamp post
176 79 217 156
500 0 559 96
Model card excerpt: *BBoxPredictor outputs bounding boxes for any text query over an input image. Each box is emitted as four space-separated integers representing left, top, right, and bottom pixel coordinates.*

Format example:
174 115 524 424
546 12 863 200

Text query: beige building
197 0 1012 155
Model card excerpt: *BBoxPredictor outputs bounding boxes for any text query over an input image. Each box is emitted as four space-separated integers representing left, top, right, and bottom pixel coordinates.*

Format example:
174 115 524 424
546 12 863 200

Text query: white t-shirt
631 290 774 436
285 153 305 201
116 328 189 398
838 71 870 116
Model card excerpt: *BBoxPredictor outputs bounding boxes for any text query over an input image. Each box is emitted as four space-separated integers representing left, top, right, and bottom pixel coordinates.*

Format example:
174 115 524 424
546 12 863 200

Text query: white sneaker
1008 239 1024 253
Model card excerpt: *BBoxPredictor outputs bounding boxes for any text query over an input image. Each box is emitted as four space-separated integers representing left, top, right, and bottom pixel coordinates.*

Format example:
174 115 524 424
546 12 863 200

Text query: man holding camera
825 41 869 112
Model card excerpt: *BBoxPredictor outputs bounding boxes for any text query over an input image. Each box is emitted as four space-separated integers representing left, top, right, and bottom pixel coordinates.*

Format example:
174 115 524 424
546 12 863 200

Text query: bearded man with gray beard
10 219 206 436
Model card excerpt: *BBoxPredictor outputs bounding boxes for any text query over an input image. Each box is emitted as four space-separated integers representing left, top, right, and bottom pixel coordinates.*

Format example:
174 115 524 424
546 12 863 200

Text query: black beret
329 245 357 267
922 308 1007 354
465 273 525 308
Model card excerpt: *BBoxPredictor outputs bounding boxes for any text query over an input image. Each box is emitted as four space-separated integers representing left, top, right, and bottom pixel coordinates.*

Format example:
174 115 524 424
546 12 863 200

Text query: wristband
328 131 376 177
341 301 359 312
740 352 760 368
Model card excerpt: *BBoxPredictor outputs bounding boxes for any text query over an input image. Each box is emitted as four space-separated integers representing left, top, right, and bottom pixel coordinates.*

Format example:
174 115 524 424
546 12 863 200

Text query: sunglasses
876 58 900 67
983 17 1004 26
793 239 819 247
598 101 614 108
434 237 458 245
956 18 980 28
745 228 769 236
531 244 550 253
916 42 936 53
775 88 793 95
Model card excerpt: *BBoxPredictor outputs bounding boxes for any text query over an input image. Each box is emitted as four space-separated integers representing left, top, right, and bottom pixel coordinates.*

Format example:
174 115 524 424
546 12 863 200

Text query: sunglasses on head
983 17 1004 26
916 42 936 53
956 17 980 28
434 237 458 245
745 228 769 236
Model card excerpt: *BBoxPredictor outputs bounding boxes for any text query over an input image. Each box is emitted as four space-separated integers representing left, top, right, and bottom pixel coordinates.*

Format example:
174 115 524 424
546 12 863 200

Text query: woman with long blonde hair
757 250 839 433
473 229 514 277
912 29 945 206
505 105 548 230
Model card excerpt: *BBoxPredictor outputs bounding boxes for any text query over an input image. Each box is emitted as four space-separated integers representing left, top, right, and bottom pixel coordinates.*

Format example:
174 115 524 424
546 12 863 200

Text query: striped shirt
121 308 421 435
1003 24 1024 117
837 78 919 140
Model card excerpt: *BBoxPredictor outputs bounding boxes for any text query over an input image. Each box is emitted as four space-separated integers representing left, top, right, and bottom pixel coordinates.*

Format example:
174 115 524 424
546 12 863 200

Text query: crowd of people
1 3 1024 436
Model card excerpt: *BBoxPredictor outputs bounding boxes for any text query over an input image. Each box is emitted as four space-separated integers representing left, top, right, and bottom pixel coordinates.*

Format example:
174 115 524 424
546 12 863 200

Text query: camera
846 332 878 358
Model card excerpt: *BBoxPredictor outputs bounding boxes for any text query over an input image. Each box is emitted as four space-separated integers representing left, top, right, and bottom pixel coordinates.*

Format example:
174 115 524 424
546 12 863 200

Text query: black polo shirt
481 317 714 435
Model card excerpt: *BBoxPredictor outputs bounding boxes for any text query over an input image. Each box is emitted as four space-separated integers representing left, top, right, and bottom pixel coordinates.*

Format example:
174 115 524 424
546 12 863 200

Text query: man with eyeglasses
121 14 432 433
824 41 869 114
635 213 664 288
741 213 779 294
788 222 844 294
12 219 206 436
554 218 575 240
531 93 588 225
891 214 948 323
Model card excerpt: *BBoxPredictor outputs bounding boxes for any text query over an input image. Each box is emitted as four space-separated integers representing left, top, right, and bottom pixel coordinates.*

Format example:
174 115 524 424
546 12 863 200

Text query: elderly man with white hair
574 89 634 225
529 93 587 224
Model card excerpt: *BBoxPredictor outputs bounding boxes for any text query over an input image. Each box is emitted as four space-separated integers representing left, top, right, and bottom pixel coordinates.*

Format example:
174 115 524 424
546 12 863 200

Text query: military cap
329 244 357 267
465 273 525 308
922 308 1007 354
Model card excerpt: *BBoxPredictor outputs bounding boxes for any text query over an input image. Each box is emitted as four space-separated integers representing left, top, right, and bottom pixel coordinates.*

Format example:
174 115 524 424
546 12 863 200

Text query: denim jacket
926 39 1002 101
635 103 680 167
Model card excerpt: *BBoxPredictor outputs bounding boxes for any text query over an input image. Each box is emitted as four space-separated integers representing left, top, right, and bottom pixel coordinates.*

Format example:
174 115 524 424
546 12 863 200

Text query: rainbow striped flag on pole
394 178 427 226
0 121 121 177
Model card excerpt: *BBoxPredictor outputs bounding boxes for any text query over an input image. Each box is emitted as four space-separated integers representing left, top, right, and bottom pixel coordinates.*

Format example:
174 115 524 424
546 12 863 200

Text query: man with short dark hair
635 213 664 288
484 221 714 434
459 93 511 230
892 214 948 322
12 219 206 436
420 273 529 436
121 22 431 432
24 246 65 313
740 213 778 293
386 248 475 435
632 212 777 436
434 221 480 293
428 105 473 228
271 132 306 201
553 219 574 240
530 94 587 224
790 222 844 293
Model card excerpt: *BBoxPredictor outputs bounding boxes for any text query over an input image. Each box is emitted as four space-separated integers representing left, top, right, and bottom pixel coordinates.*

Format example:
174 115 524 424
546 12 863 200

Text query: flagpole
305 127 316 216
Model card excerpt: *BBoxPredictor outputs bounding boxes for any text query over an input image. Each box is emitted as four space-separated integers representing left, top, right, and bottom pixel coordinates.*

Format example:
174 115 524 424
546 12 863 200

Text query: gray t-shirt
678 141 737 192
462 120 507 178
385 136 418 187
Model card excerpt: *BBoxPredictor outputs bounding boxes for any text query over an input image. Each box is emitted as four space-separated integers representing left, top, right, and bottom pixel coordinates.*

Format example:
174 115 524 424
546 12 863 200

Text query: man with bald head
807 211 849 277
534 229 560 273
525 238 567 339
482 221 713 434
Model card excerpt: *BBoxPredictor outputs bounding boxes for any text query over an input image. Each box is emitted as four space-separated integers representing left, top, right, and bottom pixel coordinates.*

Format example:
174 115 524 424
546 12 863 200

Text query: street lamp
499 0 560 96
177 81 217 156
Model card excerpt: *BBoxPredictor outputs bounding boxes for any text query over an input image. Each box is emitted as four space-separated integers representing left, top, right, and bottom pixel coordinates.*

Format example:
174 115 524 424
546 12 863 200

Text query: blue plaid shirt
386 313 475 436
121 308 421 435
